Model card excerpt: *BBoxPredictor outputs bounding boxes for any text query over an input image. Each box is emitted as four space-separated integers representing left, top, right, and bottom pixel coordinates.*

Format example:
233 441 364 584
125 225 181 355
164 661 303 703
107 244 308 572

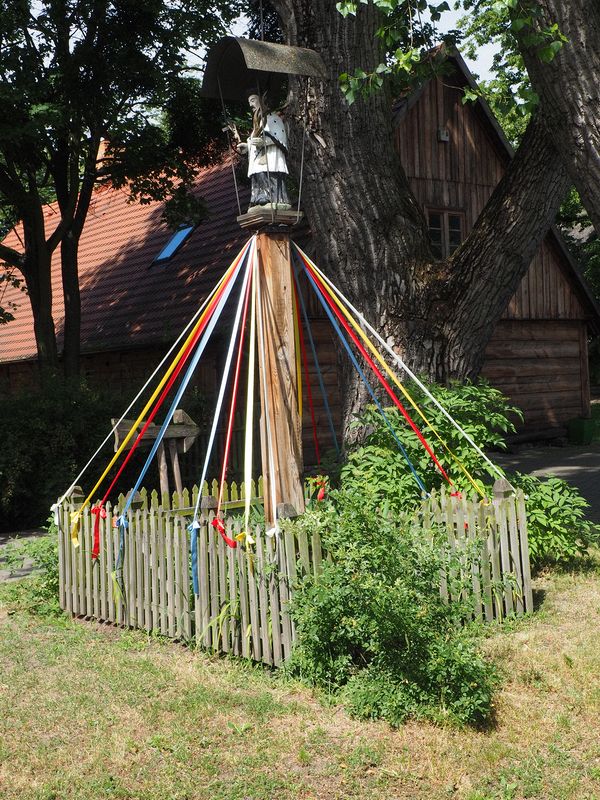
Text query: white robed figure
237 90 291 213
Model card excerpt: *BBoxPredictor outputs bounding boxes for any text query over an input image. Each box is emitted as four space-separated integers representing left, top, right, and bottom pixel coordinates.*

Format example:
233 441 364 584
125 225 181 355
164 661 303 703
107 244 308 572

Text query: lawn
1 561 600 800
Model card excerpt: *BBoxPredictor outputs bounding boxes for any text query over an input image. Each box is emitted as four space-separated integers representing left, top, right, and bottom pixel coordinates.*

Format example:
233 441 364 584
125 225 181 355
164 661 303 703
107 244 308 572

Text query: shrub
0 380 112 530
509 472 600 566
1 517 61 617
341 379 521 513
286 488 497 727
0 378 172 531
341 379 598 566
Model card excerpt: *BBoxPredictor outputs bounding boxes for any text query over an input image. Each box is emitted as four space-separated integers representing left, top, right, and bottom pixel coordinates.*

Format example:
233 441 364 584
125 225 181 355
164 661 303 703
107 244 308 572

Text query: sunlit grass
1 556 600 799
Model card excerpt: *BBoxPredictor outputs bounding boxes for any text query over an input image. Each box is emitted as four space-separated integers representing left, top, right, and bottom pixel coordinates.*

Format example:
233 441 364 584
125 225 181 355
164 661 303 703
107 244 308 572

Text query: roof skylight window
154 224 194 263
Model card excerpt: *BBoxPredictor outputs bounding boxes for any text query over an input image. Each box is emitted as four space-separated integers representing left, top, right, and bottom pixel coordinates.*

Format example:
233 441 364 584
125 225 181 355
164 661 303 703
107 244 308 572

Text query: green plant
0 378 150 531
341 380 521 512
509 473 600 566
286 488 497 727
1 516 61 617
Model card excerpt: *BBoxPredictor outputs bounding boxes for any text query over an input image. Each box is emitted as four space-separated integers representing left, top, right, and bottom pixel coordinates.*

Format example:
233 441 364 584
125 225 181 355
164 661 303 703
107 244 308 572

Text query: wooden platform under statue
237 208 304 230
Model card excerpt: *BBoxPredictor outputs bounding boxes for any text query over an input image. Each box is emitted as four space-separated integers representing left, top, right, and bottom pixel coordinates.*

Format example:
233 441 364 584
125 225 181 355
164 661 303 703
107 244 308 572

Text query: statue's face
248 94 260 111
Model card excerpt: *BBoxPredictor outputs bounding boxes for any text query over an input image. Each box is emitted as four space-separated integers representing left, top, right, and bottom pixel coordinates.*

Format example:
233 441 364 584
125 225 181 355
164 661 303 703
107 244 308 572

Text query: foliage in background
340 379 597 567
1 517 61 617
341 380 521 512
336 0 461 103
0 0 244 375
0 375 211 531
287 488 497 727
510 472 600 565
460 2 600 307
0 380 118 530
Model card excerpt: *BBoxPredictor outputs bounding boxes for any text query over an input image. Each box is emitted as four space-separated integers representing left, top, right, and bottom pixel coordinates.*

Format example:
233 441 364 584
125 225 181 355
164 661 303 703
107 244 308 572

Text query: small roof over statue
201 37 327 102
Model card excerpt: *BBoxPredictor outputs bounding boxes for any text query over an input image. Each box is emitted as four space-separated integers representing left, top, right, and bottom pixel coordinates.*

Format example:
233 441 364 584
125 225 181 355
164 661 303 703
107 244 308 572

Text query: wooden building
1 49 598 458
394 50 599 435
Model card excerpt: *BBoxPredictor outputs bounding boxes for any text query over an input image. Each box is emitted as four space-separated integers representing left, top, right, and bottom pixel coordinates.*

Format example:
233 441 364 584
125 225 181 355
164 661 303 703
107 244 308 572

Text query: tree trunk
428 113 570 379
273 0 569 428
21 242 59 374
521 0 600 232
61 230 81 379
56 133 100 380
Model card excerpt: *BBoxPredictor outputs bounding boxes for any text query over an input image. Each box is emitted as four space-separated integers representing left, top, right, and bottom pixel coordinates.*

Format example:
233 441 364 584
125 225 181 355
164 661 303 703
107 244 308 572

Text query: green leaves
336 0 455 104
537 39 563 63
510 473 600 566
287 489 497 726
341 379 520 512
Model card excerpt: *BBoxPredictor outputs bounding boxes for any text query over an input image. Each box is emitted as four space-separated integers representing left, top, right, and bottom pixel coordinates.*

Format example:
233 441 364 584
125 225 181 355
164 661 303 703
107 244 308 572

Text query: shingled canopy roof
202 37 327 101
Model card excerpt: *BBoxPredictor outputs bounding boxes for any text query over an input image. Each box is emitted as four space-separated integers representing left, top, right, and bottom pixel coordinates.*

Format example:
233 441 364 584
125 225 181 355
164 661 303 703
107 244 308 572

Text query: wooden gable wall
395 70 591 432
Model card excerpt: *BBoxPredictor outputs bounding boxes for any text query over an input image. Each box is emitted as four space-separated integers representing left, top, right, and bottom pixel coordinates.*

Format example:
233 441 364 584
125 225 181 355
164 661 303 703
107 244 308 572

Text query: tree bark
521 0 600 233
56 133 100 379
21 224 59 374
61 231 81 379
272 1 569 428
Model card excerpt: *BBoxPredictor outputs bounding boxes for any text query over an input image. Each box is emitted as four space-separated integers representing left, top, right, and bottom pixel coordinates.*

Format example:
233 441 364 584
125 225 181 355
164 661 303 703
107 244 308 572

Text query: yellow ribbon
70 241 251 545
298 246 485 498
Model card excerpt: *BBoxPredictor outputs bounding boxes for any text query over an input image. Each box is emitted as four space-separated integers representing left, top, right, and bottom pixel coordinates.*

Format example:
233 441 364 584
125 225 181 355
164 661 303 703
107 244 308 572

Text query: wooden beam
111 410 199 452
157 442 170 498
168 440 183 495
256 232 305 525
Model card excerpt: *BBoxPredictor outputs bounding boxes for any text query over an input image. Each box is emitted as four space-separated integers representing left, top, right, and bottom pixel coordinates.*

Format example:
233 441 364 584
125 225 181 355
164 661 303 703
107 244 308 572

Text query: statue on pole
236 90 291 213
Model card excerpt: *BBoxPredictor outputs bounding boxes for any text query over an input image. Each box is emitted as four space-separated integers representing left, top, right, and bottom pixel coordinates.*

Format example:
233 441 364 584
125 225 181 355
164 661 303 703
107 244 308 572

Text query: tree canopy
0 0 242 372
2 0 599 407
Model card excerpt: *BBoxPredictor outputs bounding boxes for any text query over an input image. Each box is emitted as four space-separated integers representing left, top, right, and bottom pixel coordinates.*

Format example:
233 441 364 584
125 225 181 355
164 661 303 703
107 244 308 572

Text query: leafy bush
0 378 168 531
287 488 497 727
1 517 61 617
509 472 600 566
0 380 113 529
340 379 598 566
341 379 521 512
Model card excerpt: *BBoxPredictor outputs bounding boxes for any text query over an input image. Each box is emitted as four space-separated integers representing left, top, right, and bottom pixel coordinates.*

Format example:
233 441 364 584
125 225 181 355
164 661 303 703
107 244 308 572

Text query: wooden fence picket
57 479 532 664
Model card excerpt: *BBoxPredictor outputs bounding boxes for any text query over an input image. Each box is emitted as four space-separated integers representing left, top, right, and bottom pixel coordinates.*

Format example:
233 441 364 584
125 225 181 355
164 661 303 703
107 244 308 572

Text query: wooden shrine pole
254 229 305 524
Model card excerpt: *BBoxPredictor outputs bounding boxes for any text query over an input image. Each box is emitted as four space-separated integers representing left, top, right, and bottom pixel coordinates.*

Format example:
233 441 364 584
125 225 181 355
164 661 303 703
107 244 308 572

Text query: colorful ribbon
70 238 253 545
296 243 507 488
296 249 428 495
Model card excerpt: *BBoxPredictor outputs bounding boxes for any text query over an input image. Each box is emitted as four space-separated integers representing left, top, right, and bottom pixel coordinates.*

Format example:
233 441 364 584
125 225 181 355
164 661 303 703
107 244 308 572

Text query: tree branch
0 241 25 270
444 112 570 374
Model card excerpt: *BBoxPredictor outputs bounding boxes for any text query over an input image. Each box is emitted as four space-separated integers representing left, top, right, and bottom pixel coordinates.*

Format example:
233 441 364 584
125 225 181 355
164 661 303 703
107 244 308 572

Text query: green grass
2 559 600 799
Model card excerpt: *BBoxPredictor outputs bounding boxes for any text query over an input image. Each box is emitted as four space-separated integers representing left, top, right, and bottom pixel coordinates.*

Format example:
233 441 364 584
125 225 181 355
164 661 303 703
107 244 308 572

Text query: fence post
493 478 515 618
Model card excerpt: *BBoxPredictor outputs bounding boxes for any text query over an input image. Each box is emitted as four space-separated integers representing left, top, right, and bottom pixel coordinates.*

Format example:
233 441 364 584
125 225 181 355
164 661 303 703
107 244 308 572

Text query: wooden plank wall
394 70 592 430
481 320 588 427
505 239 586 321
395 76 506 230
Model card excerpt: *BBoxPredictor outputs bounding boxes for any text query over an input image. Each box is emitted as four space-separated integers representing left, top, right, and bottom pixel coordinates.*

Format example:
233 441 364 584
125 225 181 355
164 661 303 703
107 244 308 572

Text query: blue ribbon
296 251 427 495
292 250 341 458
188 520 201 596
119 245 250 522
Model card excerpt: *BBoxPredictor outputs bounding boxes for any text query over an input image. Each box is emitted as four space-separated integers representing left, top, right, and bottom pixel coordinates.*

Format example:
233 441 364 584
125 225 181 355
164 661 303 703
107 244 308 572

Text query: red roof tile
0 162 252 363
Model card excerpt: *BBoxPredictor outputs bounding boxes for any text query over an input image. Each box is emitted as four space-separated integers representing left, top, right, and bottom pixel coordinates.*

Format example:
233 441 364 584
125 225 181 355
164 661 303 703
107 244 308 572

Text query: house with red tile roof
1 51 599 457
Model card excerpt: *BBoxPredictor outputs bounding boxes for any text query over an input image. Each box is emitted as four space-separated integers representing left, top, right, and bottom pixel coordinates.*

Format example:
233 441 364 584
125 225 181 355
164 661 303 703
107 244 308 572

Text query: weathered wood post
239 217 305 523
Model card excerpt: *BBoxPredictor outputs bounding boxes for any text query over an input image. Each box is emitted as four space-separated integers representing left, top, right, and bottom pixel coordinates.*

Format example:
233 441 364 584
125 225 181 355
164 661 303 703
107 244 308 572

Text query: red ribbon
292 270 321 465
91 504 107 560
316 477 327 502
211 517 238 549
301 255 453 488
99 262 239 505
